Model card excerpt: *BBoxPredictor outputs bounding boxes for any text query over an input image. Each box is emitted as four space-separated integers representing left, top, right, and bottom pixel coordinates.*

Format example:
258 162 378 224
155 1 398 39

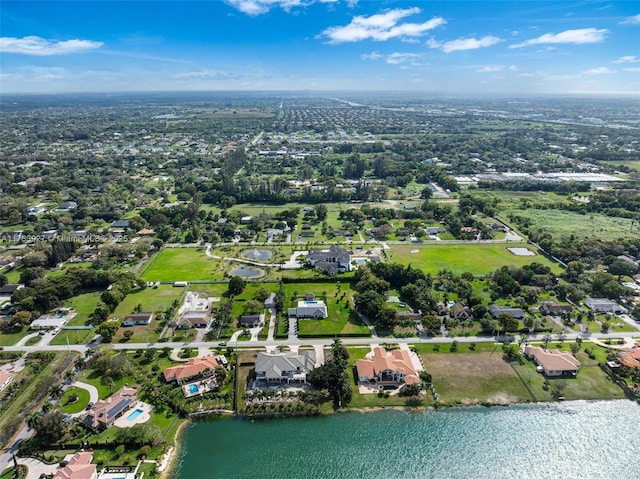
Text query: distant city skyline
1 1 638 94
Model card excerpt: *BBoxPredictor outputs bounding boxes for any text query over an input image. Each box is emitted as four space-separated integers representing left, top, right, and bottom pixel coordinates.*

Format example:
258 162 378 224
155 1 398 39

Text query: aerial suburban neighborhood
0 58 639 479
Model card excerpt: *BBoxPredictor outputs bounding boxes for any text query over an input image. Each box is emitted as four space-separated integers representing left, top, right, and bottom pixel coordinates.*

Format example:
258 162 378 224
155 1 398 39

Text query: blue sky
1 1 638 94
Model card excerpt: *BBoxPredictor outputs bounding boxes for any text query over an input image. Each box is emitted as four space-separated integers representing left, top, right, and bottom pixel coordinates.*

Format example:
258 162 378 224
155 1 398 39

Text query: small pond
230 265 265 278
241 249 273 261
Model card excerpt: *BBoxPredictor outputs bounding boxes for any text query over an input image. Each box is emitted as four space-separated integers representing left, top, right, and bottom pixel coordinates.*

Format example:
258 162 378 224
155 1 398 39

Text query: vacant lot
503 208 637 242
389 243 562 276
421 349 533 404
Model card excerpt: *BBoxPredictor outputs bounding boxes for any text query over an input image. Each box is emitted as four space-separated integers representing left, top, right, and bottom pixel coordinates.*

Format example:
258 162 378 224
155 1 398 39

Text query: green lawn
0 326 29 346
141 248 221 281
388 243 562 276
57 386 91 414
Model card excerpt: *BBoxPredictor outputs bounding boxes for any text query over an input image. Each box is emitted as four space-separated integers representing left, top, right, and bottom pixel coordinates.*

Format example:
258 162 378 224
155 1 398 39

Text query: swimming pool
188 383 199 395
126 408 143 422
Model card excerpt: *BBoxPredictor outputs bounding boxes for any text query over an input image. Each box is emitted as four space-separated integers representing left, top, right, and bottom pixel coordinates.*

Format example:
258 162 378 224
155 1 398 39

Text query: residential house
57 201 78 212
426 227 446 236
254 351 316 385
356 347 420 386
240 314 261 327
524 346 580 377
0 283 23 302
54 451 97 479
110 219 130 229
82 386 137 429
451 302 471 320
539 303 573 316
617 343 640 369
137 228 156 236
240 216 253 225
584 298 628 315
175 311 209 329
307 245 350 275
163 356 220 385
397 311 422 322
122 312 153 326
0 371 12 391
488 304 525 319
264 293 276 308
288 300 328 319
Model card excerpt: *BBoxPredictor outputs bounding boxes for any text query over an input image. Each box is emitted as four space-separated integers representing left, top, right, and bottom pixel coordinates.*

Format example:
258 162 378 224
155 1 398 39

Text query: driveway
72 380 99 405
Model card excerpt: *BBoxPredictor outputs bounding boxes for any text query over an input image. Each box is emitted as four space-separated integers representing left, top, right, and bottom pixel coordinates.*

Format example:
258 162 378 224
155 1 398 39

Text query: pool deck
113 401 153 428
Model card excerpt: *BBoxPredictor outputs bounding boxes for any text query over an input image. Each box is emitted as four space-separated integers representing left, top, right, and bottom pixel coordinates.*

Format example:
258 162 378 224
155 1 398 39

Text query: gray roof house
122 312 153 326
488 304 525 319
254 351 316 385
288 300 328 319
307 245 350 275
584 298 627 314
240 314 261 327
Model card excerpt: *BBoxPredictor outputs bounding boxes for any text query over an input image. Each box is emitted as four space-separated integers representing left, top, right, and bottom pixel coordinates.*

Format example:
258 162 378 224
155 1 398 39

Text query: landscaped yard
0 326 29 346
389 243 562 276
57 386 91 414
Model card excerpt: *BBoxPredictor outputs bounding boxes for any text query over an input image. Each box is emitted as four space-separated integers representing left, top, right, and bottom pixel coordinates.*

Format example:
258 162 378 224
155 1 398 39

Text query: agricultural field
388 243 562 276
503 208 638 241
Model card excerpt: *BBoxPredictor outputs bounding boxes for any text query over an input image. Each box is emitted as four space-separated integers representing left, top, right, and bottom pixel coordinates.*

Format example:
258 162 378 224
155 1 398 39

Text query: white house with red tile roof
356 347 420 387
524 345 580 377
54 451 97 479
82 386 137 430
162 356 220 385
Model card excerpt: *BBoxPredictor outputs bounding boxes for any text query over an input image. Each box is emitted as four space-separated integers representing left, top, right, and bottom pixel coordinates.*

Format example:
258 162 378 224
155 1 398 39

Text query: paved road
3 330 639 357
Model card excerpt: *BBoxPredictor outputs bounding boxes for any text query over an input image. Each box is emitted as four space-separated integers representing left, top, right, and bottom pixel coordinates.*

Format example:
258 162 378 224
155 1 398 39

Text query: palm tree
64 370 76 383
27 412 42 430
74 357 86 370
50 384 64 399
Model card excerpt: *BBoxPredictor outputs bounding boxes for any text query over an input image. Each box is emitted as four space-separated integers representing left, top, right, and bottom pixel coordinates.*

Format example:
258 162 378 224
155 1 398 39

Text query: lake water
169 400 640 479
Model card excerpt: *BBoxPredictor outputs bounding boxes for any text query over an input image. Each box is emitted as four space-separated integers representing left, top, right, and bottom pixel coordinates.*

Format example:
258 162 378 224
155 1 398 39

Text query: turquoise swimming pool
188 383 199 394
126 408 143 422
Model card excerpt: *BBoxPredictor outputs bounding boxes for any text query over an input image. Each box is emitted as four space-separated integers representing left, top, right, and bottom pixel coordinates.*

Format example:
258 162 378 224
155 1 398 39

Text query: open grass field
388 243 562 276
284 283 370 336
0 325 29 346
421 349 534 404
503 208 638 241
141 247 221 282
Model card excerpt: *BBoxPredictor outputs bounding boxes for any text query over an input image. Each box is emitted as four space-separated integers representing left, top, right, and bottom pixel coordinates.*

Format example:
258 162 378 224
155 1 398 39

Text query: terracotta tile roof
524 346 580 373
82 386 137 429
356 347 420 384
163 356 219 382
618 343 640 368
54 451 96 479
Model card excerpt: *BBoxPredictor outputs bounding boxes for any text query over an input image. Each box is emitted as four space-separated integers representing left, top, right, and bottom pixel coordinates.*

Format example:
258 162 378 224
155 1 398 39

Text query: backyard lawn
389 243 562 276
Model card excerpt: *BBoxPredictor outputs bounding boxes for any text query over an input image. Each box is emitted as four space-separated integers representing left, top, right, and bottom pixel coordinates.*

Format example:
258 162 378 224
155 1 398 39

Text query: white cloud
360 51 383 60
226 0 338 15
386 52 420 64
620 13 640 25
612 55 639 64
623 67 640 72
428 35 501 53
321 8 445 43
509 28 607 48
582 67 615 75
476 65 504 73
518 72 535 77
509 65 518 71
0 36 103 55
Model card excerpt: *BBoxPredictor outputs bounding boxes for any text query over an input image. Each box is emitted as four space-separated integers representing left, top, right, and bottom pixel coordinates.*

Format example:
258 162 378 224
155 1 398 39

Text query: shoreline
160 419 188 479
